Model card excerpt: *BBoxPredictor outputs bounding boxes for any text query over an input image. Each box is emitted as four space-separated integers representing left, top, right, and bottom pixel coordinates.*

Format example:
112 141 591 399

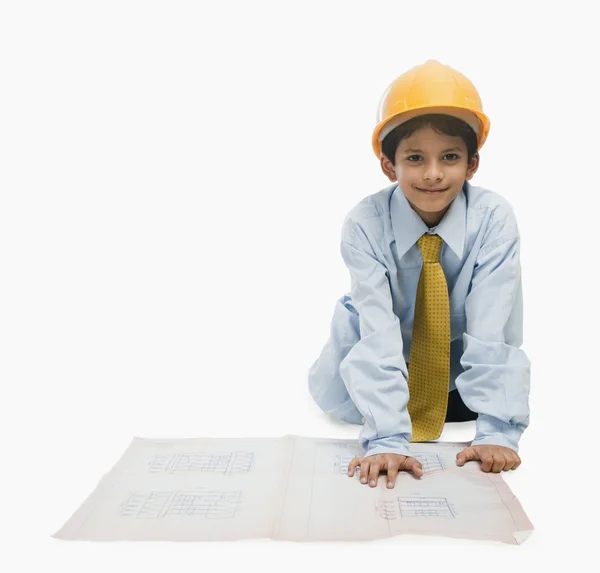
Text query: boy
308 60 531 489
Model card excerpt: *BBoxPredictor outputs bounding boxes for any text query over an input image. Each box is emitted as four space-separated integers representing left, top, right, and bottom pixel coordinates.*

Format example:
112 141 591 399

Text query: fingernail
387 482 392 488
361 478 366 483
370 480 375 486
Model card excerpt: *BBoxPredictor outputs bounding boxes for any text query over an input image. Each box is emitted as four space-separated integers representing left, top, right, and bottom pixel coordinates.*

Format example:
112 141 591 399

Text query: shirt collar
390 181 467 261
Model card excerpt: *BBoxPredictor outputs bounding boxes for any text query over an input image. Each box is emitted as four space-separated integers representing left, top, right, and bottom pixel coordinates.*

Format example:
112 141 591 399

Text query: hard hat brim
372 106 490 159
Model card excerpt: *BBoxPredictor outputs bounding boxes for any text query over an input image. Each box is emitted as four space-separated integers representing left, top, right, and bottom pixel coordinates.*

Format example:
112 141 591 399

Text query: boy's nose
423 165 443 182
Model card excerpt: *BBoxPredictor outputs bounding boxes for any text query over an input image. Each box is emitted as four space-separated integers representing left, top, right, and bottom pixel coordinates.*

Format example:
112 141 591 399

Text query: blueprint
52 435 533 544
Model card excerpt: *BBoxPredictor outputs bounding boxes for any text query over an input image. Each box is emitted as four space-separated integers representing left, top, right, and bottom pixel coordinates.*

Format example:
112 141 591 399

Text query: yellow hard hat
372 59 491 158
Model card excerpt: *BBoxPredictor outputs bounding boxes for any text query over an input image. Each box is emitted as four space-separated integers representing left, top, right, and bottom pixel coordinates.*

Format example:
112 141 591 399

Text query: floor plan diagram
148 451 254 474
120 489 241 519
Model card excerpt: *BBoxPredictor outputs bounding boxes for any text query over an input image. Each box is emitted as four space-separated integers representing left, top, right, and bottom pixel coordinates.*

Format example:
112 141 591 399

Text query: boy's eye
406 153 460 162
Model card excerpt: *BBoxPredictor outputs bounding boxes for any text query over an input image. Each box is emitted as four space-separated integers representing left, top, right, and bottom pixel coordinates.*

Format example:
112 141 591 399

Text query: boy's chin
411 197 453 212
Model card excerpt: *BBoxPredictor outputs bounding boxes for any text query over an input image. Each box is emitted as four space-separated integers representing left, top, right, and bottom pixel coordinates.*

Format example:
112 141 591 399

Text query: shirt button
361 417 366 423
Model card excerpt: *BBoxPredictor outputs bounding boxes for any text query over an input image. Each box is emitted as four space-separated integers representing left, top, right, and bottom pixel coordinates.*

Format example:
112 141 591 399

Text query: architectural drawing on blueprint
119 489 241 519
375 499 399 520
318 441 360 449
397 497 455 518
148 451 254 474
53 437 534 544
411 453 445 474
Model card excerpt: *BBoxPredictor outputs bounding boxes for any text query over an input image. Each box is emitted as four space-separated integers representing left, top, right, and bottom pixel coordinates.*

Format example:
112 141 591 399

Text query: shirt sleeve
339 218 412 458
455 209 531 453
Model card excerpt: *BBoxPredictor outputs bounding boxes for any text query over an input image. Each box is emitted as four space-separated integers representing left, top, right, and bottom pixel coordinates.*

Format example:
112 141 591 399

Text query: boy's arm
339 218 412 458
455 207 531 453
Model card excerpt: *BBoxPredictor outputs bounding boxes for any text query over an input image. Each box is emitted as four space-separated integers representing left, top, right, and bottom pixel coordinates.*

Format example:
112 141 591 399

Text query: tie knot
417 234 443 263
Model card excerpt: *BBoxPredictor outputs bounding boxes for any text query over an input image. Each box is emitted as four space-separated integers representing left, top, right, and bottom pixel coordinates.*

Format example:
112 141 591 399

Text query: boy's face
380 125 479 227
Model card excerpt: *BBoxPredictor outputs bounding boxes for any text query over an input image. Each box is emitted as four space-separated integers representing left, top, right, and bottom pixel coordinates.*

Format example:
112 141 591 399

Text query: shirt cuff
363 436 411 458
472 413 526 453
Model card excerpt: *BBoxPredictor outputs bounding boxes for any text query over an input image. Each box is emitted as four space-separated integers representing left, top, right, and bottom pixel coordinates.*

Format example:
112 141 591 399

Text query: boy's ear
465 152 480 180
380 154 398 182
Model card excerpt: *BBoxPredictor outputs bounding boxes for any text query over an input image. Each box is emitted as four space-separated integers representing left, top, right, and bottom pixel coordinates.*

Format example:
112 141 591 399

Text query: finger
347 457 362 477
456 447 476 466
386 461 399 488
512 455 522 470
480 454 494 472
368 460 381 487
359 460 371 484
503 453 518 471
406 458 424 477
491 453 506 473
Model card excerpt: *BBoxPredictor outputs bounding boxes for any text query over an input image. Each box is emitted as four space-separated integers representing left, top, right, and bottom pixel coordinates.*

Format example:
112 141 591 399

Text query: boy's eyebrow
403 147 463 153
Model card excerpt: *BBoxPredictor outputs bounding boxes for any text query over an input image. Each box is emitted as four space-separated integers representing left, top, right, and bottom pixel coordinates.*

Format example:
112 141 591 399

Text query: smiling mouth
417 187 449 193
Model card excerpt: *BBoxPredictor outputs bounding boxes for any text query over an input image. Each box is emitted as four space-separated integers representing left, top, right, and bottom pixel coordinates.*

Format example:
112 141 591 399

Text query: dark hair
381 113 478 166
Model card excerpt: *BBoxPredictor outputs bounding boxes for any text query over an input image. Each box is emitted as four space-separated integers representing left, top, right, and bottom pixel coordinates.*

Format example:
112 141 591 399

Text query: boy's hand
347 454 424 488
456 445 521 473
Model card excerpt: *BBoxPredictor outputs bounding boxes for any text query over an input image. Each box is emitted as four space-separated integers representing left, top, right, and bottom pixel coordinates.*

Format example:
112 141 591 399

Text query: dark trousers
445 389 478 422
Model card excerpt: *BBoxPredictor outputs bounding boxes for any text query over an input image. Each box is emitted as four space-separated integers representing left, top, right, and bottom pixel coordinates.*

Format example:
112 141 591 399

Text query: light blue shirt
308 181 531 458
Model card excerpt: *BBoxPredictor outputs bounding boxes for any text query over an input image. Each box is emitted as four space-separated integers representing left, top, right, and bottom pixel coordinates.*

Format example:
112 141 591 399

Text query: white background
1 0 599 570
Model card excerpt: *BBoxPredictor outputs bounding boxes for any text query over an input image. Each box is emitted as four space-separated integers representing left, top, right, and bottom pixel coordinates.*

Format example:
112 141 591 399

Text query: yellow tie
407 234 451 442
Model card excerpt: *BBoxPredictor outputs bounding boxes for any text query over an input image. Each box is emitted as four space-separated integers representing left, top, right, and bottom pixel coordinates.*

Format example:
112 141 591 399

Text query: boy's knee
307 368 363 425
307 293 363 423
330 399 364 425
